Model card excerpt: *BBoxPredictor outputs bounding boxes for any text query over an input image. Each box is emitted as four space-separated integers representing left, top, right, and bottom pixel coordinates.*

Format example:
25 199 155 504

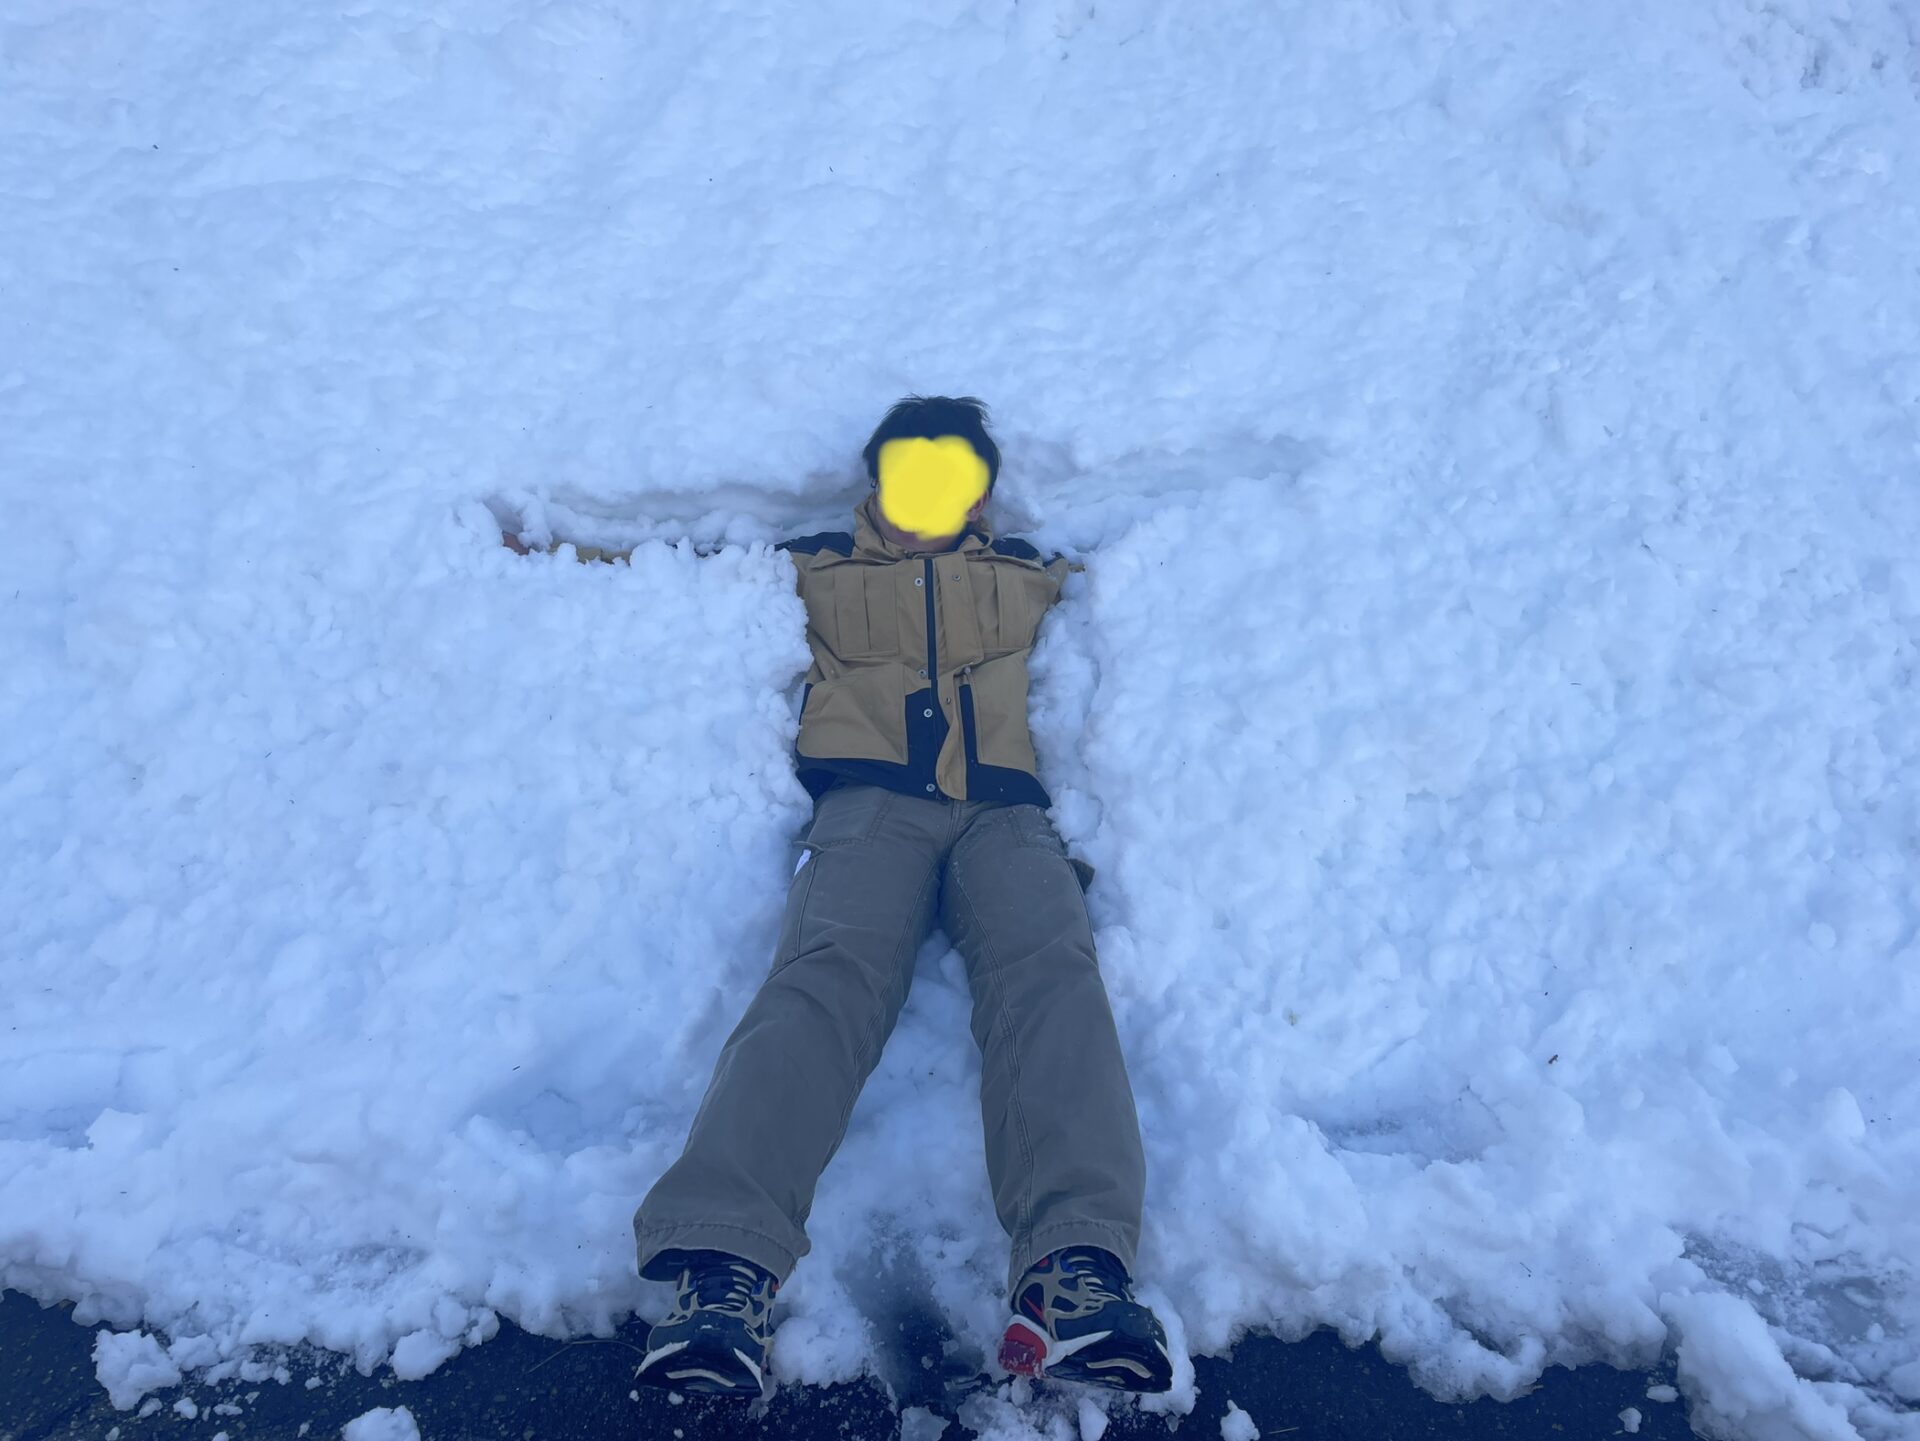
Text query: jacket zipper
958 664 976 761
923 557 938 680
923 557 941 792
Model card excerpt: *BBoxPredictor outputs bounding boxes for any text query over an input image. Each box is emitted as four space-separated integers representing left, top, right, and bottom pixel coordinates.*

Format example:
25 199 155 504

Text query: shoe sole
636 1333 766 1398
997 1316 1174 1394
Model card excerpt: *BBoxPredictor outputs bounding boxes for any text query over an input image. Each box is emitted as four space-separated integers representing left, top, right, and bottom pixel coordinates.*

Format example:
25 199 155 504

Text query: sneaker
635 1250 779 1396
997 1247 1173 1392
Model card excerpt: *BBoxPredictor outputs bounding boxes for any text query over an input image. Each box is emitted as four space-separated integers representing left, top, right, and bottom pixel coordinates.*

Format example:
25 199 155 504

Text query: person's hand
500 529 531 556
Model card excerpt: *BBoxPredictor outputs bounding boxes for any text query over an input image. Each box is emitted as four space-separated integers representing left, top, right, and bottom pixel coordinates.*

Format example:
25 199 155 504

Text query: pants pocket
771 851 821 974
1007 804 1096 893
769 788 892 975
1007 803 1063 852
803 784 893 851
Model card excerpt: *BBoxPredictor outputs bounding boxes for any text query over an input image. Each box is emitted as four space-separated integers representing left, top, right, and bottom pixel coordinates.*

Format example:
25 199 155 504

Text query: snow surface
4 0 1919 1438
903 1404 954 1441
339 1407 419 1441
91 1327 182 1412
1220 1398 1261 1441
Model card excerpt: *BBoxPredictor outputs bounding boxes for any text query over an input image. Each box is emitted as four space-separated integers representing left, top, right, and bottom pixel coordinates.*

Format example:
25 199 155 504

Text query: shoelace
1057 1248 1130 1308
684 1260 772 1317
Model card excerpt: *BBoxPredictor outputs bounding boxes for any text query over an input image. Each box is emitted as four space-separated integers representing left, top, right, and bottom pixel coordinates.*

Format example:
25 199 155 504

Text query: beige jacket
776 493 1070 806
552 493 1071 805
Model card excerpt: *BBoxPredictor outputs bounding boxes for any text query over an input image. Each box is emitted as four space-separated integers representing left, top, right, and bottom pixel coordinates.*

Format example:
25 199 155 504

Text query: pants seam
634 1219 800 1279
774 848 825 973
951 859 1040 1264
807 784 894 851
1022 1219 1134 1255
636 1217 791 1246
831 857 939 1141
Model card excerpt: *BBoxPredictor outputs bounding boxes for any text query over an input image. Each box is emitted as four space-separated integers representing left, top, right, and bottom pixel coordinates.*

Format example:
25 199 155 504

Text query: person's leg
633 784 945 1284
939 802 1147 1299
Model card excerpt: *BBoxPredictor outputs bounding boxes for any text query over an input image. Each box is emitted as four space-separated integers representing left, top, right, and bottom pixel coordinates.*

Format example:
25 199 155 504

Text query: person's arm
504 527 830 579
500 530 635 564
1039 551 1088 607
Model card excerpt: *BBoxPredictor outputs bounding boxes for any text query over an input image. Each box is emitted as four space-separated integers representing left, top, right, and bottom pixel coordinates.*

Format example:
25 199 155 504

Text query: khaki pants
632 782 1146 1299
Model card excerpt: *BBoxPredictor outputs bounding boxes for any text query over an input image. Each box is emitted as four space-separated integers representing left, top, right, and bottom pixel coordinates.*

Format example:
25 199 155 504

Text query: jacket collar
851 491 994 562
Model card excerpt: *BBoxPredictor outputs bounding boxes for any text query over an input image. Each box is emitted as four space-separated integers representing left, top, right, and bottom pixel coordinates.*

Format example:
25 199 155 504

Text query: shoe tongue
1059 1246 1128 1291
688 1256 766 1304
1061 1245 1116 1272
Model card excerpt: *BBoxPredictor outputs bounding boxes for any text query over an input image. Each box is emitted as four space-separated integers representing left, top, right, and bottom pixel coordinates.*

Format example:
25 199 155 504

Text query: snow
4 1 1920 1440
1891 1363 1920 1404
902 1405 953 1441
340 1407 420 1441
92 1329 182 1411
1669 1291 1861 1441
389 1327 461 1381
1220 1399 1261 1441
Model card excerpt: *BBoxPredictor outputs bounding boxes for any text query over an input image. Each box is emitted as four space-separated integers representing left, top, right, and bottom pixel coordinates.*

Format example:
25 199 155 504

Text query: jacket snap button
925 783 936 793
918 668 927 679
924 708 934 718
914 577 924 587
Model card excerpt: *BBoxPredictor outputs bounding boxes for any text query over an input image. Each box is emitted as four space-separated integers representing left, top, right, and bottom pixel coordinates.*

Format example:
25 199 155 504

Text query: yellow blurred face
876 436 990 537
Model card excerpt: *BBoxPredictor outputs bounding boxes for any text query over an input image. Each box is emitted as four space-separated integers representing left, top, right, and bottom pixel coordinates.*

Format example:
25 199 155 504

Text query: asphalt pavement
2 1287 1701 1440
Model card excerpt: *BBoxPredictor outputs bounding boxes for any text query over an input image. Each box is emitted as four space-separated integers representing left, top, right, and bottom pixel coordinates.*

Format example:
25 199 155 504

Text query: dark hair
861 395 1001 493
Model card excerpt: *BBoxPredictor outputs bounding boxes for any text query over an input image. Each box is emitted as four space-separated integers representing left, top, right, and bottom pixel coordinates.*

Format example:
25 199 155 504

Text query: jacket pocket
964 655 1038 774
796 666 909 764
827 568 901 660
986 562 1047 652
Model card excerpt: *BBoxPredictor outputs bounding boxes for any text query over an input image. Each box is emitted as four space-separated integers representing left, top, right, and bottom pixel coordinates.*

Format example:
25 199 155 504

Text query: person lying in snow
502 395 1173 1397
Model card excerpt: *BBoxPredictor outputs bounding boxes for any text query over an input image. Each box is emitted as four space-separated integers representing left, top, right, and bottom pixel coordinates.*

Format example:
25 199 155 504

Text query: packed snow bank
1033 471 1919 1439
4 0 1919 1438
